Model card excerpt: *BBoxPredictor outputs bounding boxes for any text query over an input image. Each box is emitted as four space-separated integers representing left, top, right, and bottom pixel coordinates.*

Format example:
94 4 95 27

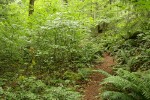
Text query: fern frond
101 76 139 93
120 50 128 63
116 69 141 84
100 69 150 100
93 69 112 77
140 74 150 99
101 91 134 100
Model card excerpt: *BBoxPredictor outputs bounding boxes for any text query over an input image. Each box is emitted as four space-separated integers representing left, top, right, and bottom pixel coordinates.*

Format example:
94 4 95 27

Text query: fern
140 74 150 99
101 91 134 100
93 69 112 77
116 69 141 84
100 69 150 100
101 76 139 93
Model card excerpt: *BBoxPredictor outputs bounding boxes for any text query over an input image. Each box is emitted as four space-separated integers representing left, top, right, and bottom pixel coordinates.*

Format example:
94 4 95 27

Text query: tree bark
29 0 35 16
109 0 112 4
63 0 68 4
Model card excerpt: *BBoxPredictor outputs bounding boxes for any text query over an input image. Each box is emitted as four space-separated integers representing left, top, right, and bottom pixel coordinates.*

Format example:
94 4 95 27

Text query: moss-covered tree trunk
29 0 35 16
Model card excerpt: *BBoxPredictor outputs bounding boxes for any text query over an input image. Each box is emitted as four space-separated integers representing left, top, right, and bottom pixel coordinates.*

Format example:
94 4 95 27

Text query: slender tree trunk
109 0 112 4
63 0 68 4
29 0 35 16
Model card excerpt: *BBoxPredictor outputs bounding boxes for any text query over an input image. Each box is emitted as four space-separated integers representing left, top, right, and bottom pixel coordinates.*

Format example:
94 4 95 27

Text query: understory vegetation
0 0 150 100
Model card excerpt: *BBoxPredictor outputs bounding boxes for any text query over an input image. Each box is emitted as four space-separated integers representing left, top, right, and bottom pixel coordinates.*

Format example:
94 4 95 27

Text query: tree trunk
109 0 112 4
63 0 68 4
29 0 35 16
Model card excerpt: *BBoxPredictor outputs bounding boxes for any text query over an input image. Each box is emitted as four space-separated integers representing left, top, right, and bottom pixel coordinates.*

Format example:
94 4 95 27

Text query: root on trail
83 53 115 100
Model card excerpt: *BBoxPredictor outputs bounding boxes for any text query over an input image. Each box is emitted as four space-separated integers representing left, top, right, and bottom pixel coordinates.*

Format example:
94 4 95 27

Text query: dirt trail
83 53 115 100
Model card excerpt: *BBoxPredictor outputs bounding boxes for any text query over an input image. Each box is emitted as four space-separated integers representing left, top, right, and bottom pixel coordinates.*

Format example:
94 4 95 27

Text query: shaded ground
83 53 115 100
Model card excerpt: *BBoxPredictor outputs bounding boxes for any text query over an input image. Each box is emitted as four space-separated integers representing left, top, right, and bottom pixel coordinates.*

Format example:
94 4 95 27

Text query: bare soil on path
83 53 115 100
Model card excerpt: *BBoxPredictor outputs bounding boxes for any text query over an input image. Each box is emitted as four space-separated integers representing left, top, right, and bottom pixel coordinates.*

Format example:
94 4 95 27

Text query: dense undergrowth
0 0 101 99
96 1 150 99
0 0 150 100
0 77 81 100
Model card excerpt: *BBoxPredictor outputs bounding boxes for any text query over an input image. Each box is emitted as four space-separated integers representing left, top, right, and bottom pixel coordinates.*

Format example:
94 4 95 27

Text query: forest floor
82 53 115 100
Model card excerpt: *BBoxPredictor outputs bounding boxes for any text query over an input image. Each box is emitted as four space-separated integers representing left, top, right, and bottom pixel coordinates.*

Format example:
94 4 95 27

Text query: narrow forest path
83 53 115 100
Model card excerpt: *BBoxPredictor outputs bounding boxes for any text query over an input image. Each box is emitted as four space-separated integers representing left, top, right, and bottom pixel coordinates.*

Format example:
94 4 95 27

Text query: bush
0 77 81 100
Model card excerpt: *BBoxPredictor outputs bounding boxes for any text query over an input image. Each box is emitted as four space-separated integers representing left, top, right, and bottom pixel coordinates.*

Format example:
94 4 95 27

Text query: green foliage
0 77 81 100
112 31 150 71
62 68 92 84
93 69 111 77
101 69 150 100
96 2 150 71
96 1 150 98
34 16 95 71
102 91 134 100
0 1 105 99
0 0 150 99
0 0 100 79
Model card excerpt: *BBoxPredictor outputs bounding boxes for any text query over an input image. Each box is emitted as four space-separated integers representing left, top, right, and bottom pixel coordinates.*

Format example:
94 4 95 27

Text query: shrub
0 77 81 100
